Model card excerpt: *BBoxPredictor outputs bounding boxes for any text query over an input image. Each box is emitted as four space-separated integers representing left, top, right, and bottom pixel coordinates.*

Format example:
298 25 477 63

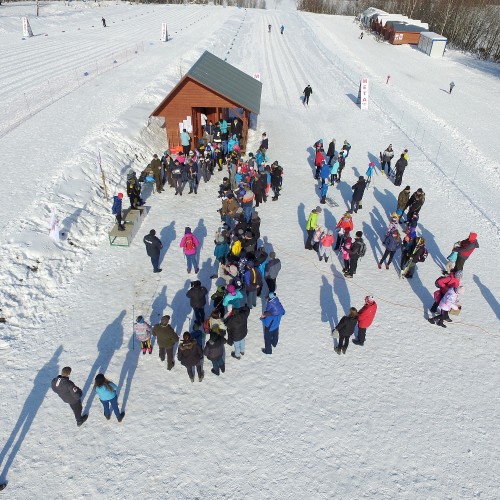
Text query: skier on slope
280 25 285 34
303 85 313 105
326 138 336 164
405 188 425 221
318 229 334 263
353 296 377 346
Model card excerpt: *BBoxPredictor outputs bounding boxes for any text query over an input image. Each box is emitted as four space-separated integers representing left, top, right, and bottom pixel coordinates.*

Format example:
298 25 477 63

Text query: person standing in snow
341 236 352 274
429 286 464 327
305 206 322 250
326 138 336 165
393 153 407 186
177 332 204 382
94 374 125 422
180 226 200 274
334 212 354 251
350 176 367 213
378 229 401 270
264 251 281 293
152 315 179 370
204 332 226 376
143 229 163 273
318 229 334 263
126 170 144 209
332 307 358 354
405 188 425 221
134 315 152 355
380 144 394 176
186 280 208 325
244 261 262 310
303 85 313 105
396 185 411 222
353 296 377 346
150 154 164 193
430 270 462 314
261 293 285 354
101 17 106 27
112 193 125 231
225 305 250 359
402 236 427 278
180 128 191 156
280 25 285 34
449 81 455 94
51 367 88 427
345 231 366 278
451 233 479 272
268 24 272 32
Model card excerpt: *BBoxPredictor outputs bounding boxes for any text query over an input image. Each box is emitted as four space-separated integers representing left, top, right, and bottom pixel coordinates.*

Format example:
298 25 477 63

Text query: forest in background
296 0 500 60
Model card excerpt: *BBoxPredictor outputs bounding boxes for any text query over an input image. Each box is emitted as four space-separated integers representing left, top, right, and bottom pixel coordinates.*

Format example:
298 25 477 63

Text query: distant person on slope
303 85 313 105
449 81 455 94
280 25 285 34
102 17 106 28
268 24 272 33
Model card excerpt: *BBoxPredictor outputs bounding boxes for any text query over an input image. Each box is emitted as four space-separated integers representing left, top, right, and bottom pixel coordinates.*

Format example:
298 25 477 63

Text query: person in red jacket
334 213 354 251
452 232 479 272
430 270 462 313
353 295 377 346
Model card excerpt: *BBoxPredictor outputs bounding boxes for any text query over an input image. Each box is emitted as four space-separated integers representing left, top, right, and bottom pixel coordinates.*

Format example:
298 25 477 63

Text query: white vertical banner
22 17 34 37
160 22 168 42
360 77 369 110
48 210 61 242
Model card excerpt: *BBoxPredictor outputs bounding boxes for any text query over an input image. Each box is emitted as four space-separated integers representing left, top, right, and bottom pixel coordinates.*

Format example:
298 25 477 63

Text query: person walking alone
143 229 163 273
449 81 455 94
51 367 88 427
303 85 313 105
180 227 200 274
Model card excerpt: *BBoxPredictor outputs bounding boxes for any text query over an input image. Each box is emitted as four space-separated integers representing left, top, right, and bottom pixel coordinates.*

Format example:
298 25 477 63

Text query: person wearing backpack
401 237 427 279
180 227 200 274
345 231 366 278
244 261 262 310
430 270 462 313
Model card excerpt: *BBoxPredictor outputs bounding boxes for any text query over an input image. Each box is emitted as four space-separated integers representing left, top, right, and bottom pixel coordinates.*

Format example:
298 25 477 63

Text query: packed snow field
1 1 499 498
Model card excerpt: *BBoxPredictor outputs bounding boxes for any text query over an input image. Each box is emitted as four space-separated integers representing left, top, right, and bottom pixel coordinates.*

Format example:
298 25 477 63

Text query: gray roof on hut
389 22 428 33
186 51 262 114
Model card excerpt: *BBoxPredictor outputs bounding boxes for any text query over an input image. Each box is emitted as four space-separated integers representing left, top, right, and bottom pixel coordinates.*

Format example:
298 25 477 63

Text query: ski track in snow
0 2 499 498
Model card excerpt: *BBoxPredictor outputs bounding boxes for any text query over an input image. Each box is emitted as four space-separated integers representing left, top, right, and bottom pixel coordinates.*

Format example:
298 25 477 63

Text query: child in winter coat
318 230 334 262
365 162 375 186
94 374 125 422
445 249 458 273
134 315 152 354
312 226 325 252
430 271 462 313
429 286 464 327
332 307 358 354
339 236 351 273
334 213 354 251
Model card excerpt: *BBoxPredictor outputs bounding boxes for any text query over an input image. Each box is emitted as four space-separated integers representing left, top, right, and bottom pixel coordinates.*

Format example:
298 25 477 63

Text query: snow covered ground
0 1 499 498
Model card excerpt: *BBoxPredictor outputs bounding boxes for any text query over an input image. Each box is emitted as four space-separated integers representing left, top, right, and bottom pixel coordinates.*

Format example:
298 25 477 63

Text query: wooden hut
387 23 429 45
151 51 262 152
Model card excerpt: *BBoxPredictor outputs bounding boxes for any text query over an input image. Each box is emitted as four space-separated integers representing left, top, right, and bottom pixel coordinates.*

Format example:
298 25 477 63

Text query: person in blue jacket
329 158 340 185
112 193 125 231
260 293 285 354
378 229 402 270
94 373 125 422
320 160 330 186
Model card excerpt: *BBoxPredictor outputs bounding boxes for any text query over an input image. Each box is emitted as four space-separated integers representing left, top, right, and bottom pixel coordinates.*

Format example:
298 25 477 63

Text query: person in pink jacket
341 237 352 274
134 315 152 354
318 229 334 263
429 286 464 328
180 227 200 273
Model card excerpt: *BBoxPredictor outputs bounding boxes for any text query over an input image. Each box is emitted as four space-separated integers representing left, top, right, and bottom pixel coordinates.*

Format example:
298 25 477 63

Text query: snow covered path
0 2 499 498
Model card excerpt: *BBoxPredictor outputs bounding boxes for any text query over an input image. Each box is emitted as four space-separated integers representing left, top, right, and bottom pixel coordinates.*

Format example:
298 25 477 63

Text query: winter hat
189 150 194 156
417 188 423 193
327 229 334 235
315 206 322 213
454 270 463 279
268 292 276 300
244 231 252 239
217 235 225 243
136 315 144 323
269 251 276 259
365 295 375 304
356 231 363 238
369 162 375 167
191 280 201 288
345 237 352 243
359 176 364 180
160 315 170 326
182 332 191 342
405 185 411 191
227 284 236 296
117 192 123 199
149 229 156 236
127 170 135 179
226 192 234 199
153 154 158 158
469 232 477 242
185 227 191 234
456 286 465 294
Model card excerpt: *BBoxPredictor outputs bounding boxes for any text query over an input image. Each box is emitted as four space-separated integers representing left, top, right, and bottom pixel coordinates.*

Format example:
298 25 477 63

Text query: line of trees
296 0 500 61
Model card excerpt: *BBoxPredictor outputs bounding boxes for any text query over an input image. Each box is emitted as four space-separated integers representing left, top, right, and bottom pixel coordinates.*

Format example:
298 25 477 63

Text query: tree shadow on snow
117 333 140 413
320 275 336 331
473 274 500 320
82 310 126 415
0 345 63 483
170 280 191 333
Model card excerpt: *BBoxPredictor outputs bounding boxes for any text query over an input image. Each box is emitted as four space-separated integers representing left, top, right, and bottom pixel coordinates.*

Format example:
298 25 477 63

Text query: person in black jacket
326 138 336 165
204 332 227 376
394 153 408 186
186 280 208 324
405 188 425 220
350 176 367 214
143 229 163 273
303 85 313 105
345 231 365 278
332 307 358 354
225 305 250 359
51 367 88 426
177 332 204 382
